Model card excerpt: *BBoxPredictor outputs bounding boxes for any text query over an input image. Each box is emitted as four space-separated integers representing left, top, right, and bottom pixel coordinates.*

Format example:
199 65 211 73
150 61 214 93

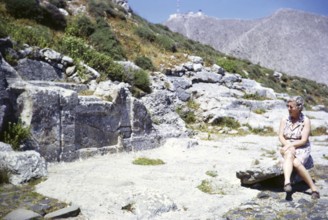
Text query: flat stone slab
44 205 80 219
4 208 41 220
236 165 283 185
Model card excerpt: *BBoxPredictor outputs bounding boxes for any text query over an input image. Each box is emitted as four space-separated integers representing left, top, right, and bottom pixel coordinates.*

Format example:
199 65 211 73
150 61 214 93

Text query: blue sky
128 0 328 23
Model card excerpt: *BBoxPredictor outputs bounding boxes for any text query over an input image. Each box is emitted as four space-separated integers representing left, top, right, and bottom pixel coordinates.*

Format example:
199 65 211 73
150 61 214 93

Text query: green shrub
187 100 200 110
1 121 30 151
4 0 66 30
56 35 125 82
134 56 154 71
132 69 151 93
135 26 156 42
89 18 125 60
4 0 40 19
7 23 52 48
243 93 267 101
132 157 165 165
55 35 90 60
87 0 126 19
155 35 177 52
0 17 8 38
88 0 107 17
66 15 95 38
212 117 240 129
176 106 196 124
217 58 238 73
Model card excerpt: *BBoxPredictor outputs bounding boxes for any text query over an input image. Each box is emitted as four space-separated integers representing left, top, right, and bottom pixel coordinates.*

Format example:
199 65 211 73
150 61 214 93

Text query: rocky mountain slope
164 9 328 85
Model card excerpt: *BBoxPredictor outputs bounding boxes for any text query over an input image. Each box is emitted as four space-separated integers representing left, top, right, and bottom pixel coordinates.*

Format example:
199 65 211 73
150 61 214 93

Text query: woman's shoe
284 183 292 192
311 191 320 199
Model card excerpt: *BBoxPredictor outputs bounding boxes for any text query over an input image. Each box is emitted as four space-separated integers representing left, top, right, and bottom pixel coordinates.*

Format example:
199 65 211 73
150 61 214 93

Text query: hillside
165 9 328 85
1 1 328 106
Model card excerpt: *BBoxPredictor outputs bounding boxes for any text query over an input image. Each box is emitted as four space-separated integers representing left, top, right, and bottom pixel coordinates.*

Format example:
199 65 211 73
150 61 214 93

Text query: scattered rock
123 191 177 219
3 208 41 220
0 150 47 185
15 58 62 81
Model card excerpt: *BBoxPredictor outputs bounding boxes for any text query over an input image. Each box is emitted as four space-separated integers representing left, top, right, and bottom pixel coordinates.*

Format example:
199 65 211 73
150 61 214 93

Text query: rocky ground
29 134 328 220
0 181 68 218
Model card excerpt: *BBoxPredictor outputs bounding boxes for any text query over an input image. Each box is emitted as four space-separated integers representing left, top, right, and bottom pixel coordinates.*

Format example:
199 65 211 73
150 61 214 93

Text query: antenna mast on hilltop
176 0 180 13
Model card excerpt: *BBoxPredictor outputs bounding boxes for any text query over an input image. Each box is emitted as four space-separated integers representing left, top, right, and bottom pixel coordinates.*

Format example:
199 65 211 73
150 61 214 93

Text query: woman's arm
288 116 311 148
278 117 295 155
278 117 289 146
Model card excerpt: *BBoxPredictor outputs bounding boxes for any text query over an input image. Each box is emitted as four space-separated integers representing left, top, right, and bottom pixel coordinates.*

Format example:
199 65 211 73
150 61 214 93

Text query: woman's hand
280 144 295 155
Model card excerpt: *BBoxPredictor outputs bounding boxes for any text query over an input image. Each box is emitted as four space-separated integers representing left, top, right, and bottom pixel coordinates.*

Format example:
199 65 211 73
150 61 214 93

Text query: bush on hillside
89 18 125 60
0 18 8 38
4 0 66 30
217 58 238 73
211 117 240 129
4 0 40 19
155 35 177 52
134 56 154 71
5 22 52 48
132 69 151 93
88 0 107 17
135 26 156 42
66 15 96 38
88 0 126 19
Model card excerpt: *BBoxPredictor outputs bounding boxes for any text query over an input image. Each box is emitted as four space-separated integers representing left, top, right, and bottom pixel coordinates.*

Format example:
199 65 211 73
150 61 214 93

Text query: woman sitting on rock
278 96 320 199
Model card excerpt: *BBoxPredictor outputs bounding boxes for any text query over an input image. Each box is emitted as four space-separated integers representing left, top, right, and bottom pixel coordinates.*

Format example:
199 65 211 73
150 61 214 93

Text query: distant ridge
165 9 328 85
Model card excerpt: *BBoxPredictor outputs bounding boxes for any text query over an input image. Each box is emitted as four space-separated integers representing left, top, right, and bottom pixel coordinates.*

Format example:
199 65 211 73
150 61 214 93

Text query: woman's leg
283 150 295 185
293 158 318 192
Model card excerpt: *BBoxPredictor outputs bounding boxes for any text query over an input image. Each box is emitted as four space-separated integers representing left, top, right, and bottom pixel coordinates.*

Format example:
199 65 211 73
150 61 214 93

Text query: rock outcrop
0 39 163 162
0 142 47 185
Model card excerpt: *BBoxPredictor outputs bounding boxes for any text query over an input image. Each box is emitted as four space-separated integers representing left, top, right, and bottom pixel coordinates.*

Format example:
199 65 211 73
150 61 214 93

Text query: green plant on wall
1 121 30 151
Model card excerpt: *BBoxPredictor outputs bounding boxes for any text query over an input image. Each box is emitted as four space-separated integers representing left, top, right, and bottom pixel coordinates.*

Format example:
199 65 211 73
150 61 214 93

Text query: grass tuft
197 179 225 195
205 170 218 178
132 157 165 166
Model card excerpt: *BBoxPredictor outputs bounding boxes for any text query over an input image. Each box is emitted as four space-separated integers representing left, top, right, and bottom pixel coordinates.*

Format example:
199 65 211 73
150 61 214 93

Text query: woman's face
287 101 300 117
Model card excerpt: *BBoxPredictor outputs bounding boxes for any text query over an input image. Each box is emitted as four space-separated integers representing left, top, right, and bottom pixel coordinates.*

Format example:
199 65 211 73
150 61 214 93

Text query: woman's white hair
287 96 304 111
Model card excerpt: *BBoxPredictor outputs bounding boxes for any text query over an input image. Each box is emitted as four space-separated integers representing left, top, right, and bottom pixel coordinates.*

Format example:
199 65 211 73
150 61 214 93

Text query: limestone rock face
0 54 17 133
0 42 162 162
10 81 158 162
15 58 62 81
